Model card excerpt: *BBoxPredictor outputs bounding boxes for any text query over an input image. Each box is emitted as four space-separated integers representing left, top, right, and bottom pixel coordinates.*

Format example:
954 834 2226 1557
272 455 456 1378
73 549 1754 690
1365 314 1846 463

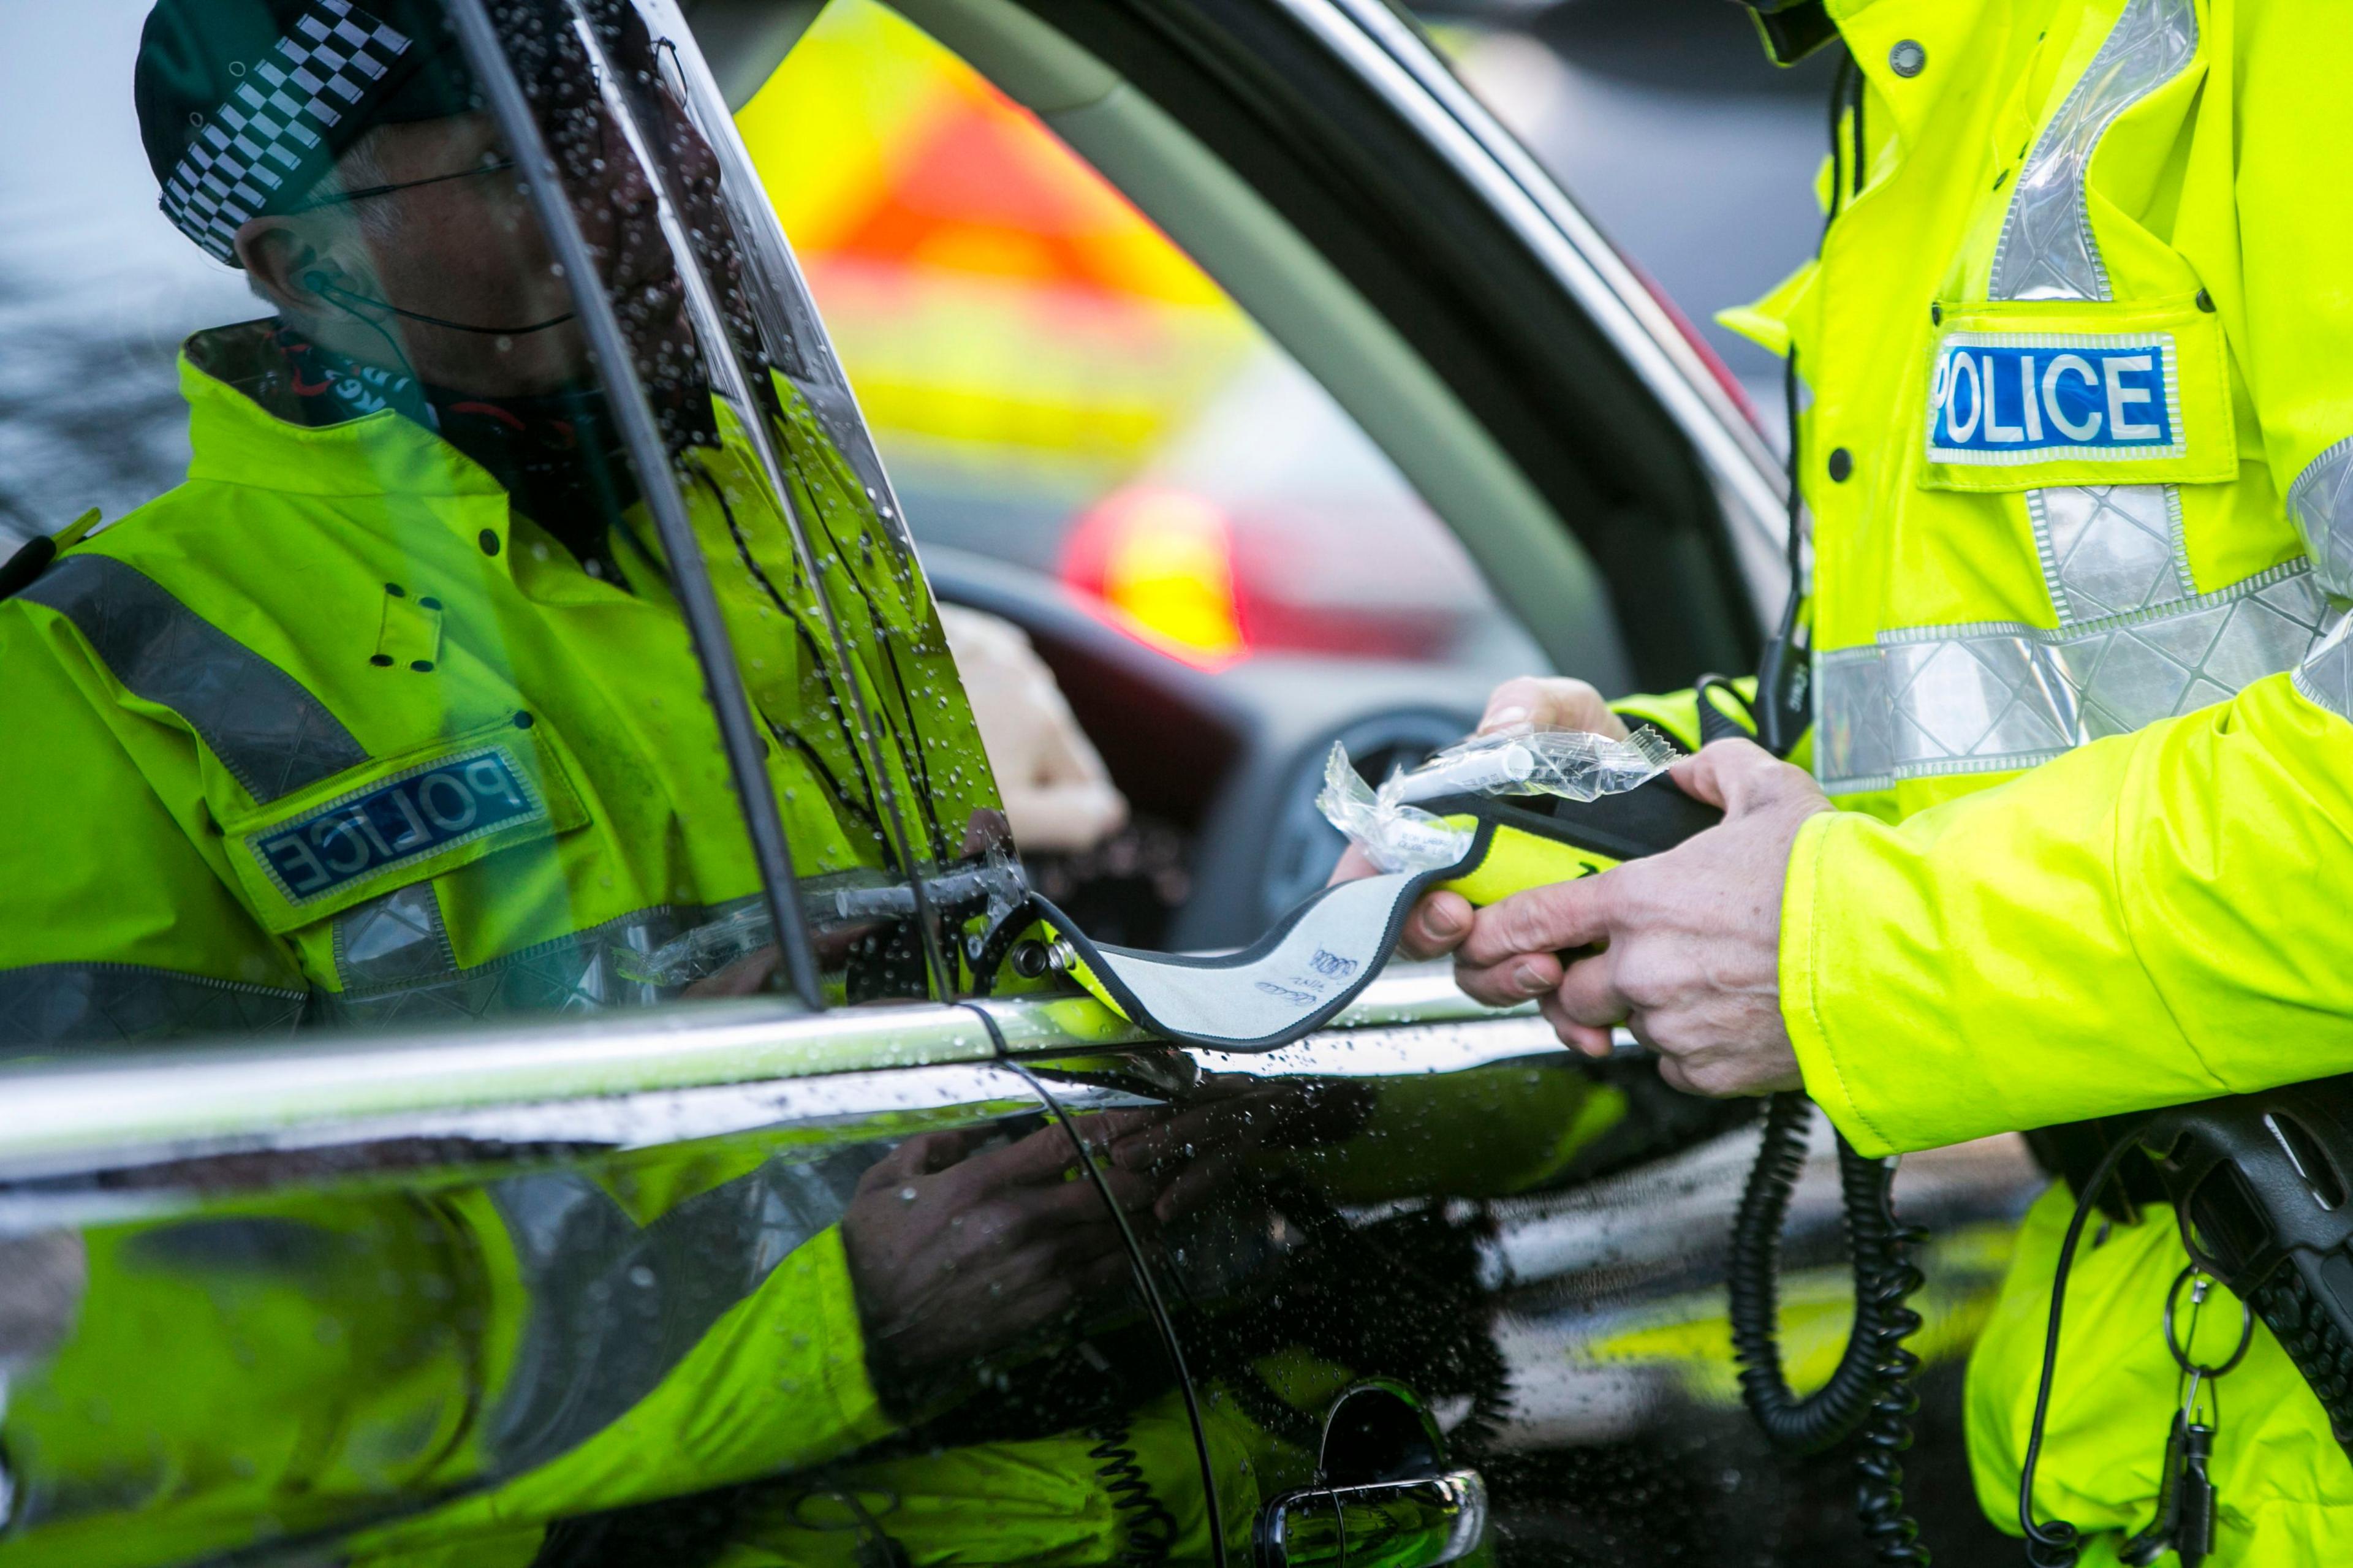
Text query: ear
233 216 338 317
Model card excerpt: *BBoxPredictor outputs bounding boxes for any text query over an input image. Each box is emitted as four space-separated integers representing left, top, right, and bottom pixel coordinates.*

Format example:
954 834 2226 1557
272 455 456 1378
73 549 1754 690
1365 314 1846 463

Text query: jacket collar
180 320 506 503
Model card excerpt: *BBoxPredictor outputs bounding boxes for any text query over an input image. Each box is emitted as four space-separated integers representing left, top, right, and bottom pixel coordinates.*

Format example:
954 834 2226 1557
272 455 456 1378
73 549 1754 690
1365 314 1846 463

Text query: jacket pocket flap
224 722 588 933
1919 294 2236 492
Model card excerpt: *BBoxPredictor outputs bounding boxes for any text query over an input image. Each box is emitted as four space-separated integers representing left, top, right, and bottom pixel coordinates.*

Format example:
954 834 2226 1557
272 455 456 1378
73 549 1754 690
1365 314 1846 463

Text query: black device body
2137 1081 2353 1449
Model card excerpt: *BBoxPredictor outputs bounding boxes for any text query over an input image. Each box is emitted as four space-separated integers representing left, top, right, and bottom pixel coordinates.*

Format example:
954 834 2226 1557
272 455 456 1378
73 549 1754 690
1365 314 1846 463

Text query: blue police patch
1927 332 2183 466
251 744 546 904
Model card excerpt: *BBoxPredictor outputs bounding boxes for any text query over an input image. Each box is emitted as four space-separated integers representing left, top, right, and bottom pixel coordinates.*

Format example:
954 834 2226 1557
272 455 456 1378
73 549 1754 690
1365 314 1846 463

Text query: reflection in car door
0 1044 1237 1567
1039 974 2040 1566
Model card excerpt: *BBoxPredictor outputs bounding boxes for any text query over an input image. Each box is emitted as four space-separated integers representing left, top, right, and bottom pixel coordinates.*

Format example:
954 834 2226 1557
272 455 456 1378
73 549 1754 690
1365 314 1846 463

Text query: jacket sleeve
1783 22 2353 1157
1612 676 1785 757
344 1222 895 1560
1784 671 2353 1156
0 601 305 1050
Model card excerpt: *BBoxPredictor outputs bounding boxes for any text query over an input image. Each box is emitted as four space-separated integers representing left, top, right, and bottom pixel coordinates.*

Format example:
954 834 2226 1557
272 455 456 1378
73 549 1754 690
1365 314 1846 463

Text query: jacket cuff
1610 680 1759 754
1779 809 1896 1157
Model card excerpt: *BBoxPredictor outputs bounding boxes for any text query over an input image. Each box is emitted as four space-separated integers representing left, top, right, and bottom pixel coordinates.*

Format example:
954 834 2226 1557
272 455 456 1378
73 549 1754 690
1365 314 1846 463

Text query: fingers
1328 844 1381 886
1479 676 1629 740
953 1121 1085 1188
1397 890 1474 960
1455 947 1564 1009
1459 876 1612 970
1669 738 1819 816
1537 991 1616 1059
860 1127 976 1190
1552 945 1629 1035
968 1123 1172 1214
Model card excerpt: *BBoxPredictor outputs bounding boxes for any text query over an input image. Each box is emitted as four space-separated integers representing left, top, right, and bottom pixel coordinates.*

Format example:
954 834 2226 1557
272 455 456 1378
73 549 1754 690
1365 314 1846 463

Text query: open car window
732 0 1569 949
741 0 1540 681
0 0 1017 1055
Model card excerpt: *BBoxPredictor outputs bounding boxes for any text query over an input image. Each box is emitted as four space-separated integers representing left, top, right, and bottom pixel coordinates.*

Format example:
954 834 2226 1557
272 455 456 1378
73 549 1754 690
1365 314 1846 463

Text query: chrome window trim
0 966 1527 1184
1276 0 1793 619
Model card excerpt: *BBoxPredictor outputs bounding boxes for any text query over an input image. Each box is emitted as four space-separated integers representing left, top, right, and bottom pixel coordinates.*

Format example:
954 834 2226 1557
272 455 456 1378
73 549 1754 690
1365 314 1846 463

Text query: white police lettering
252 744 542 903
2044 356 2101 441
2105 354 2160 439
1927 332 2182 464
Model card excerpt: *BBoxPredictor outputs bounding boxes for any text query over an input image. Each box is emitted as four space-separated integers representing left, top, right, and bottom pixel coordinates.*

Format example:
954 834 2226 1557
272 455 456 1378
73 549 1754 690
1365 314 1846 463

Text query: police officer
0 0 1002 1047
1382 0 2353 1556
0 9 1215 1564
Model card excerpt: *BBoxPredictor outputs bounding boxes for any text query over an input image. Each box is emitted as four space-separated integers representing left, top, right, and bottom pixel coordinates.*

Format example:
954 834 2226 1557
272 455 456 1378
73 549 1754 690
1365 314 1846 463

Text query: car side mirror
1252 1380 1488 1568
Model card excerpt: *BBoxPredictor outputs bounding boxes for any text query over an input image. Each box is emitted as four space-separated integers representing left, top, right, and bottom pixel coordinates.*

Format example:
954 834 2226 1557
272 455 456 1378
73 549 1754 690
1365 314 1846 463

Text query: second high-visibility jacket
1692 0 2353 1557
0 320 995 1046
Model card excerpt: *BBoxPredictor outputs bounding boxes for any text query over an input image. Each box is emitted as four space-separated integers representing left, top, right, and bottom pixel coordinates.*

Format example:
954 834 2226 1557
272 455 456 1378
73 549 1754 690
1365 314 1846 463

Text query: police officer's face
244 94 708 398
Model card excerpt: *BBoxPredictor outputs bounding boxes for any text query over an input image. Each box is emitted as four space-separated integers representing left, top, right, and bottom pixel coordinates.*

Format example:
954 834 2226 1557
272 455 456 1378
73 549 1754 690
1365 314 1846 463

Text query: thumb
1668 738 1794 817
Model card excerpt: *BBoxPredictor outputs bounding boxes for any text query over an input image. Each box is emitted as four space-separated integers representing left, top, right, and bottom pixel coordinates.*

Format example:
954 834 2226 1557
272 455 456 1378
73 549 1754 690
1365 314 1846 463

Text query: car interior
684 0 1775 955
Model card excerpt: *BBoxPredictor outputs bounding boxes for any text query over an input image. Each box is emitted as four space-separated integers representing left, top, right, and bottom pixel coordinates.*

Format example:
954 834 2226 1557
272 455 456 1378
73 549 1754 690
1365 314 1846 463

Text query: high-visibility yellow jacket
0 320 992 1045
1704 0 2353 1556
2 1149 1252 1568
1 1161 892 1568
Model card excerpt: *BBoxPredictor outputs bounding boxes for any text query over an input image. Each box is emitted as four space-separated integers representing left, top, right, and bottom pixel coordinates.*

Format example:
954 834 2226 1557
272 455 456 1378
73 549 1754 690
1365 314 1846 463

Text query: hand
840 1122 1157 1399
1474 675 1628 742
682 944 782 998
939 604 1129 853
1455 740 1829 1097
1105 1077 1373 1224
1325 675 1628 960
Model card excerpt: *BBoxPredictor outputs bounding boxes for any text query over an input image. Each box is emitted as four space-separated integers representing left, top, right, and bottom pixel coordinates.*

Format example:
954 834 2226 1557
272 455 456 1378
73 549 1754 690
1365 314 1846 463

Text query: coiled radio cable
1728 1091 1931 1564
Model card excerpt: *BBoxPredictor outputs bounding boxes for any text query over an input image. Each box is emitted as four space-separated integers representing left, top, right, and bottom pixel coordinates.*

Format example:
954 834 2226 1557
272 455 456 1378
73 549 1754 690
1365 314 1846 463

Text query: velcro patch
250 743 546 905
1927 332 2181 465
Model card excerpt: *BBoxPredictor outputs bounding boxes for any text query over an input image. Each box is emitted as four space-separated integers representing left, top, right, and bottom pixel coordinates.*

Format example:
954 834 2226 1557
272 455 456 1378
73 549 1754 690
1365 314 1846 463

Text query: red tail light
1061 488 1248 669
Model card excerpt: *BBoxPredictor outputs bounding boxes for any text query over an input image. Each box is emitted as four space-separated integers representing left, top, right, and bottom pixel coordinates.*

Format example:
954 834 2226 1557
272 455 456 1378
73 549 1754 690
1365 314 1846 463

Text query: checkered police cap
136 0 479 265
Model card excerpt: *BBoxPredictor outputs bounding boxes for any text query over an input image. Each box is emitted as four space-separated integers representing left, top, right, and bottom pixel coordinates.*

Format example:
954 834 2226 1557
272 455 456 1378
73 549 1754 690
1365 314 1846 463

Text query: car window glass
0 0 1002 1056
743 0 1529 677
491 0 1019 1001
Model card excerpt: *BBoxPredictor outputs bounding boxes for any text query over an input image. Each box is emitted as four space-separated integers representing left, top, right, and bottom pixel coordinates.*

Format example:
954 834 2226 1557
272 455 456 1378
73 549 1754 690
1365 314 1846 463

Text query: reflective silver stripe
1987 0 2202 630
2287 434 2353 599
317 899 768 1026
0 963 307 1051
488 1155 853 1472
1814 564 2330 793
2294 614 2353 721
2027 483 2195 623
1989 0 2198 305
332 882 455 989
19 555 367 803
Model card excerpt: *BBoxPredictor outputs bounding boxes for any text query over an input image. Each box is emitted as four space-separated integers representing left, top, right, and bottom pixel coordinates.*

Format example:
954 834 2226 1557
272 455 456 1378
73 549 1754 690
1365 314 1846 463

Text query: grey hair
247 129 400 306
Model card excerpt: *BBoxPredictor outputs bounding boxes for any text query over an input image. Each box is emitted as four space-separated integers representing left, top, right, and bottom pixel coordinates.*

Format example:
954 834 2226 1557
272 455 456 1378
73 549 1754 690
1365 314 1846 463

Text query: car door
0 4 1205 1565
0 1045 1222 1567
695 0 2047 1562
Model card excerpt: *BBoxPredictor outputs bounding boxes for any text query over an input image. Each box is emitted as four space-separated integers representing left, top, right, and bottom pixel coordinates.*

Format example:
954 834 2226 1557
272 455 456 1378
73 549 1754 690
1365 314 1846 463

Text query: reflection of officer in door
0 0 994 1046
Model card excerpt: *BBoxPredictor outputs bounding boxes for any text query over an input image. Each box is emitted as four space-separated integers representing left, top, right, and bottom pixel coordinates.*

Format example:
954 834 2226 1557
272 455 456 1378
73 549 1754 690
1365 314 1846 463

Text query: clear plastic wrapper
1315 748 1474 874
1389 725 1676 805
1315 724 1675 874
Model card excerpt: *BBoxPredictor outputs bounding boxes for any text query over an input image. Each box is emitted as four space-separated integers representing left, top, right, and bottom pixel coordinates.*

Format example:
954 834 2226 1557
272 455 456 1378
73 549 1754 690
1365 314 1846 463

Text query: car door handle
1252 1468 1488 1568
